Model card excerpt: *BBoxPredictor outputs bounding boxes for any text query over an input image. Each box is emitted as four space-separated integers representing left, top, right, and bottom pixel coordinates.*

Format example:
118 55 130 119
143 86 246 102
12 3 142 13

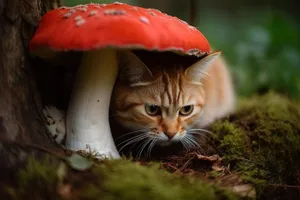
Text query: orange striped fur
111 50 235 148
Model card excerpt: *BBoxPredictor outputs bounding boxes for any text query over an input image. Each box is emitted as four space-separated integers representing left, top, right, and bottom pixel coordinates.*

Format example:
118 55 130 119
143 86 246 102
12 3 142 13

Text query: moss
17 156 59 199
212 121 249 161
5 156 237 200
94 160 237 200
210 92 300 198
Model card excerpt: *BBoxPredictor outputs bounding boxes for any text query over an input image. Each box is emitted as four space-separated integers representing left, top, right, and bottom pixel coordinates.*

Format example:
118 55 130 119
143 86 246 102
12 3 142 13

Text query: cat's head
111 50 220 146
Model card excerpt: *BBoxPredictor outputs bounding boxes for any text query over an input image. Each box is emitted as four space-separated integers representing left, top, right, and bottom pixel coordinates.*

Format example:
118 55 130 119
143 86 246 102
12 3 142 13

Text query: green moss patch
218 92 300 181
1 156 237 200
210 92 300 198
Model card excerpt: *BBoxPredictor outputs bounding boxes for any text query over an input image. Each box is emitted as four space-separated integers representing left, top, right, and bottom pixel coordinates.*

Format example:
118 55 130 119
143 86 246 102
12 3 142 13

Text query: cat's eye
179 105 194 116
145 105 161 116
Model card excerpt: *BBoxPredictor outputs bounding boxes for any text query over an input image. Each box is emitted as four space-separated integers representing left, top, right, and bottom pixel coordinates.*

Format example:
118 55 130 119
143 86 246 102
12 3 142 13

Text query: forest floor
1 92 300 200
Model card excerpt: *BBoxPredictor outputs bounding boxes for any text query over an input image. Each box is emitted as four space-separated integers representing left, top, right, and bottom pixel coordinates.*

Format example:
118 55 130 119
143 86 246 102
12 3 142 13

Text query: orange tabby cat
43 50 235 156
110 50 235 153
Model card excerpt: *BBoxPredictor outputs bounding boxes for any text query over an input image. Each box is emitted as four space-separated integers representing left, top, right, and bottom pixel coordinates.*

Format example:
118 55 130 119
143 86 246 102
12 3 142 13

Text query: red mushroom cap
29 2 210 57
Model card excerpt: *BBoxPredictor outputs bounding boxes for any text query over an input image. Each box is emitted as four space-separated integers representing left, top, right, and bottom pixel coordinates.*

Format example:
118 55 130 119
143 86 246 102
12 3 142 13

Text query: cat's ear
118 50 153 87
185 51 221 84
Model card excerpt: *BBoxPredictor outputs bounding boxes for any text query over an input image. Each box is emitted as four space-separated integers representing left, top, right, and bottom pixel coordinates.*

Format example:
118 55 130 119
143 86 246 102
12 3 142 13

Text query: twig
179 158 193 172
167 163 179 171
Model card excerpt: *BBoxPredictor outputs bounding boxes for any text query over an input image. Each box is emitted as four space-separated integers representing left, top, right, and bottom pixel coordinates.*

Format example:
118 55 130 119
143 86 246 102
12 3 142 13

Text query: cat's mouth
155 132 182 146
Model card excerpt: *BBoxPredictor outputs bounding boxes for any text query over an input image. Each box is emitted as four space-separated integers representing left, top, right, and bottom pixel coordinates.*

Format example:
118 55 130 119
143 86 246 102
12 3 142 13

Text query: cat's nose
165 132 176 140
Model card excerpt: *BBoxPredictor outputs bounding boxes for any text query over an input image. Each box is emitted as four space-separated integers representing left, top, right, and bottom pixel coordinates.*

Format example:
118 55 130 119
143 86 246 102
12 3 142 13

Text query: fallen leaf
66 153 93 171
197 154 222 162
231 184 256 199
197 154 225 171
212 163 226 172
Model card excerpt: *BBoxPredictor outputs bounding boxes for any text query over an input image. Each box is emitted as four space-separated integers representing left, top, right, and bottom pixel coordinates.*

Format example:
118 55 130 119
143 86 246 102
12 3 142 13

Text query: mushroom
29 2 210 159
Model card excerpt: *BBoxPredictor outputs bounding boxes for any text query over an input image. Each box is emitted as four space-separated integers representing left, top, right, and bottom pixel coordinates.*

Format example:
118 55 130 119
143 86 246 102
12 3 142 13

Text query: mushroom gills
66 48 120 159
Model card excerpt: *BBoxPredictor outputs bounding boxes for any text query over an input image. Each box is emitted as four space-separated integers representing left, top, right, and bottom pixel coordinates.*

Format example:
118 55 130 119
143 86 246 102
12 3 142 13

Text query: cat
43 50 235 156
110 50 235 155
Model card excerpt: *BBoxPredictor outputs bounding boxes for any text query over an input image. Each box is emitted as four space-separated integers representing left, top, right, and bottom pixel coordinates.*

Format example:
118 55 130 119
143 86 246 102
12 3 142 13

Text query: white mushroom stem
66 48 120 159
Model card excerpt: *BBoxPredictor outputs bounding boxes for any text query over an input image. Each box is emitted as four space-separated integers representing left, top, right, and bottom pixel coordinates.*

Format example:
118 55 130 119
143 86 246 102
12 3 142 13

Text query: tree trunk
0 0 55 166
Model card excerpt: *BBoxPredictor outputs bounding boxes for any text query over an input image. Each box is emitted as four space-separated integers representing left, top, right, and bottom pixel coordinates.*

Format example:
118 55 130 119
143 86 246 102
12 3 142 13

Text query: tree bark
0 0 55 163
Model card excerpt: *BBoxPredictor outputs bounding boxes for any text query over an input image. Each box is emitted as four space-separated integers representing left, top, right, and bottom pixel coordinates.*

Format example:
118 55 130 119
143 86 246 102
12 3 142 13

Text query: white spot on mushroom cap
76 18 86 26
113 2 124 5
189 25 197 30
74 15 83 21
180 19 188 25
147 8 162 14
59 6 69 10
139 16 149 24
147 9 158 16
64 4 88 13
57 3 115 11
87 3 101 8
88 10 98 16
103 9 126 15
63 12 73 18
69 9 76 14
77 7 88 12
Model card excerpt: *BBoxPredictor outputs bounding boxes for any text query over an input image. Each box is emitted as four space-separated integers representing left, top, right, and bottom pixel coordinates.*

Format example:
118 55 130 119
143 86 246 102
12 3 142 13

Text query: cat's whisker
118 134 149 152
184 135 199 149
134 136 150 151
139 135 158 158
185 134 208 153
188 128 213 135
116 128 150 141
182 137 195 150
187 135 200 147
187 138 199 149
180 138 189 150
117 133 147 146
118 138 146 152
146 137 158 158
136 138 152 158
187 132 211 140
126 131 156 150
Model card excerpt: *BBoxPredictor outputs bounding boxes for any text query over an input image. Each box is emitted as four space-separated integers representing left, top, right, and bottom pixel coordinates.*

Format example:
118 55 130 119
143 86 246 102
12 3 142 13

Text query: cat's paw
43 105 66 144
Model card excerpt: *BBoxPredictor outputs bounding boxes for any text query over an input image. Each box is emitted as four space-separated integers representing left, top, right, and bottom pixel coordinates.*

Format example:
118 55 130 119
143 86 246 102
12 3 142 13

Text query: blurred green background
62 0 300 99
